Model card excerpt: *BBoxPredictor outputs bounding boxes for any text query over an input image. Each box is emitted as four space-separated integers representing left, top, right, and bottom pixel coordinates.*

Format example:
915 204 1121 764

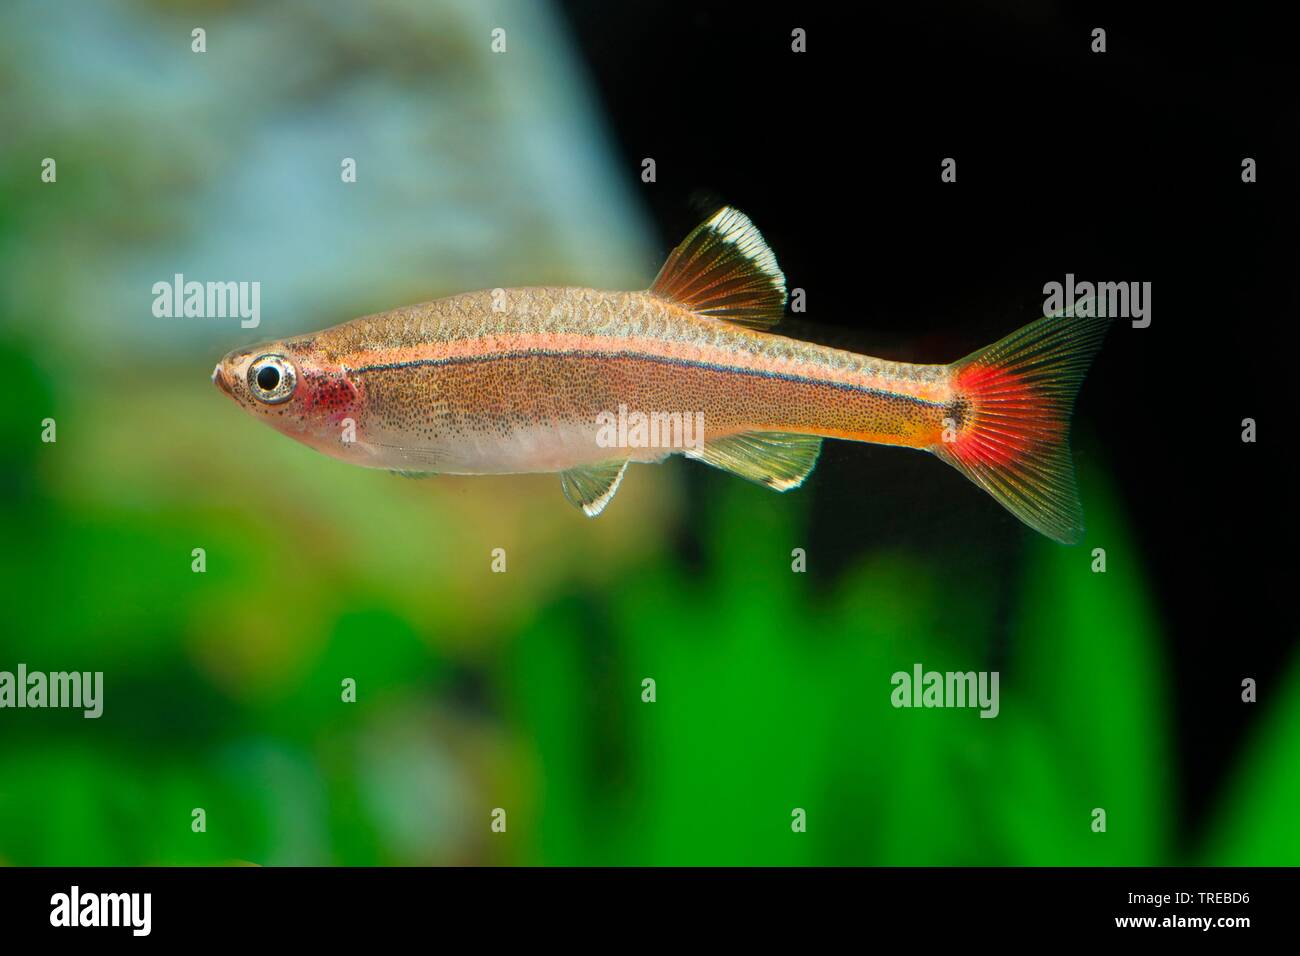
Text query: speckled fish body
225 289 950 471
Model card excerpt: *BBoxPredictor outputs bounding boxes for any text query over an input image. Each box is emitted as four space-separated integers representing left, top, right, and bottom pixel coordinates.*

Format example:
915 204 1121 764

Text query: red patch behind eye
300 371 361 423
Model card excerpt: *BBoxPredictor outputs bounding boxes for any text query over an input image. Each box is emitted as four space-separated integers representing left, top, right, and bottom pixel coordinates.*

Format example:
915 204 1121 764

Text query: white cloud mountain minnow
213 207 1111 543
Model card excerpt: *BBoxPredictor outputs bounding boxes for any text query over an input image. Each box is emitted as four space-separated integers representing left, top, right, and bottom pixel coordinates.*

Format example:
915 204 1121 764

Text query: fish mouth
212 363 234 397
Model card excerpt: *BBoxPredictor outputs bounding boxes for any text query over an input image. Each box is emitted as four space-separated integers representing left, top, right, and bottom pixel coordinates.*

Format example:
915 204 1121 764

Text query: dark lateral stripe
354 349 945 408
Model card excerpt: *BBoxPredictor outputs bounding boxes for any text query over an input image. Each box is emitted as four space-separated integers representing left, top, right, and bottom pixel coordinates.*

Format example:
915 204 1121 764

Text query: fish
212 206 1111 543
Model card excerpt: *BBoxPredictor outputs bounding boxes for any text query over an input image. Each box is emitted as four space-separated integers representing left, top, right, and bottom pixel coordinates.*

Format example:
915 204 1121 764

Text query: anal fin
694 432 822 491
560 460 629 517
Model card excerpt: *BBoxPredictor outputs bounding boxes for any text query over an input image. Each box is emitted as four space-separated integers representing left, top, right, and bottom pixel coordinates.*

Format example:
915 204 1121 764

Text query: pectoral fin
695 432 822 491
560 460 629 517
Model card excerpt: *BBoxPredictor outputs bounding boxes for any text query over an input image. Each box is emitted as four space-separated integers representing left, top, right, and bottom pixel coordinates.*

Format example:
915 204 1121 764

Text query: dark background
560 0 1297 840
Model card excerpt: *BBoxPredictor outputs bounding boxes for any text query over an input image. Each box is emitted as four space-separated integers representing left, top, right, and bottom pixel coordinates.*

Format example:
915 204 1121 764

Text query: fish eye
248 354 296 404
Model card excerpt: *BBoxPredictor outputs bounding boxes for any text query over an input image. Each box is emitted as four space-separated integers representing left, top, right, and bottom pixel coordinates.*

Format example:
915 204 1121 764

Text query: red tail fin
933 307 1112 544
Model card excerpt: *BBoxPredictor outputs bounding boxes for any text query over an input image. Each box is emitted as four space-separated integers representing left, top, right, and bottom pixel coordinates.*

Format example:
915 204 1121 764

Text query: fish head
212 337 363 459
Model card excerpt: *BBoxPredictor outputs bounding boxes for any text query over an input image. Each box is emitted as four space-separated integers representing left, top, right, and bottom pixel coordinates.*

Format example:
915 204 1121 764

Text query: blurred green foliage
3 369 1299 865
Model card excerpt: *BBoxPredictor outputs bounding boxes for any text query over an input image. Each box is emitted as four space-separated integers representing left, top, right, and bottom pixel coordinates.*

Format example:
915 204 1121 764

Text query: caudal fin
933 305 1111 544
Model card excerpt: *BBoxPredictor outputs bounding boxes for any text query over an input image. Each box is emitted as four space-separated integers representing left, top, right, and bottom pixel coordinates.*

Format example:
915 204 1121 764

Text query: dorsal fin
648 206 786 329
693 431 821 490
